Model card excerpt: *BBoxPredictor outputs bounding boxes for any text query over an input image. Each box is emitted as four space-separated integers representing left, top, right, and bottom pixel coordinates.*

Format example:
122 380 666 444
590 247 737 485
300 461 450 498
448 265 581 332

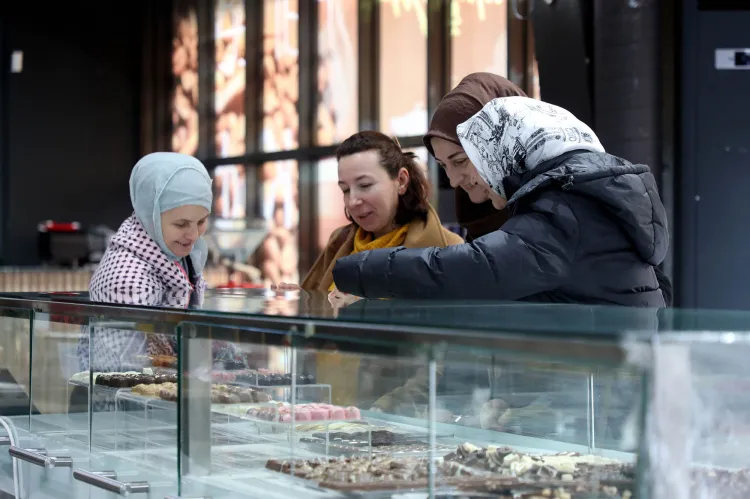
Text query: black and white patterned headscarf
456 96 604 198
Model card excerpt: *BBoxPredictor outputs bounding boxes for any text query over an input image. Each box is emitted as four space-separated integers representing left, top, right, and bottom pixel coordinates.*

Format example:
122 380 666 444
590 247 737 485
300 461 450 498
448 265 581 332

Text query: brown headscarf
423 73 527 241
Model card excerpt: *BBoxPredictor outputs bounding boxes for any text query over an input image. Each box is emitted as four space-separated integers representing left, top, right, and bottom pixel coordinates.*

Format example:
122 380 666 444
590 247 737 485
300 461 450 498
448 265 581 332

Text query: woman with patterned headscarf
332 96 669 308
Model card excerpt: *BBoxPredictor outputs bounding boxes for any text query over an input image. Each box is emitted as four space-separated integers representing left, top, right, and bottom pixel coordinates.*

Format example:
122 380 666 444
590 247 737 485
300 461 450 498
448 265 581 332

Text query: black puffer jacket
333 150 669 307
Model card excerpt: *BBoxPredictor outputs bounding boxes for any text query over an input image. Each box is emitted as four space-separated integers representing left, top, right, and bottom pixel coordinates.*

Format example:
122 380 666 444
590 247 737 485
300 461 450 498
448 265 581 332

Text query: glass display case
0 289 747 498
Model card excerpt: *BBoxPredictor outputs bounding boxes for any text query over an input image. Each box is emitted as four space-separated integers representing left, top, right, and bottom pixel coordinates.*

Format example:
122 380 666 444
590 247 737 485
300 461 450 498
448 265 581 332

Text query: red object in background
38 220 88 266
38 221 82 233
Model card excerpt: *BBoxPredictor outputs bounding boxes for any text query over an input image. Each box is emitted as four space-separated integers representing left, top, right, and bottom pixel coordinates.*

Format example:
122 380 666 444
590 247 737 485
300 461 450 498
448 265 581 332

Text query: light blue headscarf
129 152 213 272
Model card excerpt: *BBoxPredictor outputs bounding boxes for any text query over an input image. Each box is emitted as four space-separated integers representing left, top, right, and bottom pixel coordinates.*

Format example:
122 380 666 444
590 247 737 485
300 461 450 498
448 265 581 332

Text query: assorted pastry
70 370 149 385
236 370 316 386
132 382 272 405
246 403 361 423
210 369 316 386
149 355 177 368
266 443 635 497
95 372 178 388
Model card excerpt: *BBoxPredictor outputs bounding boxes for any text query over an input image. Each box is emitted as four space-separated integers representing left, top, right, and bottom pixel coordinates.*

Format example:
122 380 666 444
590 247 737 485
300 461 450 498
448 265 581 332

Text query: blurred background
0 0 747 309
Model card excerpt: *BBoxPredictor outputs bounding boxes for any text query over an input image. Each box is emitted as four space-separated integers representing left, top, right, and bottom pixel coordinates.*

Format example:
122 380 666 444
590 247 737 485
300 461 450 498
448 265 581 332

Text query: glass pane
315 156 348 252
171 4 199 155
256 161 300 286
176 320 640 497
263 0 300 152
212 164 248 230
647 337 750 497
0 308 31 421
316 0 358 145
177 322 304 497
379 0 428 136
450 0 508 88
22 309 181 497
214 0 247 158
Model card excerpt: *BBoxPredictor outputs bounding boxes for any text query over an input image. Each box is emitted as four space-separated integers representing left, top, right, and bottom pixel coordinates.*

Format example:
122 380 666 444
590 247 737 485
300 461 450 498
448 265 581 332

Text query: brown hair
336 131 430 226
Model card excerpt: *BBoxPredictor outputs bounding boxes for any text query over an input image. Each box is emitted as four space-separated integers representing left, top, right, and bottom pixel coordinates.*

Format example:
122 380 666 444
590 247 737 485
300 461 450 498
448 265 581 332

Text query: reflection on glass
263 0 300 152
171 5 199 155
212 165 247 230
316 0 358 145
214 0 247 158
315 157 348 252
379 0 428 136
256 161 299 285
450 0 508 88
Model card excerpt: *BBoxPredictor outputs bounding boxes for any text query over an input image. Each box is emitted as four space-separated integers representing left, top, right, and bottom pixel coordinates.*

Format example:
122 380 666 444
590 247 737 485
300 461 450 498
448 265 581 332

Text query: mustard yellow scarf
328 224 411 291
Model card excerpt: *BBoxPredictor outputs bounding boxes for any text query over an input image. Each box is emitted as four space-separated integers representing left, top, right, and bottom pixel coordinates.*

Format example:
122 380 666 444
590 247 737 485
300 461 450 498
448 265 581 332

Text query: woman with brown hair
300 130 463 293
298 131 462 406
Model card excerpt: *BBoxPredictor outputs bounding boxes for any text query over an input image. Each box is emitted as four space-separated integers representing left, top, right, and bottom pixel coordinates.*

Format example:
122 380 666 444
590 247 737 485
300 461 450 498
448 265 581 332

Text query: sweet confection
157 383 178 402
246 403 362 423
131 383 162 397
234 370 316 386
153 382 272 405
265 455 479 491
150 355 177 368
94 371 177 388
264 444 639 496
211 371 237 383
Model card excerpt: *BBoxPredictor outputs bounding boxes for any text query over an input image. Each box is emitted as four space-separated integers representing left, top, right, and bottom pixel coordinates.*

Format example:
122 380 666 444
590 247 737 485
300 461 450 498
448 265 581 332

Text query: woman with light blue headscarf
90 152 213 307
77 153 245 398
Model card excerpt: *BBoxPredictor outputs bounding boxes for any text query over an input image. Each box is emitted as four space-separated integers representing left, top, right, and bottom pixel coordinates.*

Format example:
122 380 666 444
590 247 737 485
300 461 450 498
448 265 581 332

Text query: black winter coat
332 151 669 308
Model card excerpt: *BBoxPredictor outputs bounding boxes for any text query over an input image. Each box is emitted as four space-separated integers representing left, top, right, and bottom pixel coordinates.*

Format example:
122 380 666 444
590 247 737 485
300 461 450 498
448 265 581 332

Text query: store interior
0 0 748 497
0 0 540 292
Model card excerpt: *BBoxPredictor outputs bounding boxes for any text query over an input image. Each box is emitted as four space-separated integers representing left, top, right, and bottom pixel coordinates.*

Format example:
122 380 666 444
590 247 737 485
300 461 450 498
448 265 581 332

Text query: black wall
679 1 750 309
0 3 148 265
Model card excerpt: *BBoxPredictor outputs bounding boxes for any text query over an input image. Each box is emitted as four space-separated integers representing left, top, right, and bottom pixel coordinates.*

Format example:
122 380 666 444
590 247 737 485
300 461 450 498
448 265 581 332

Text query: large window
263 0 300 152
450 0 508 88
171 6 199 155
257 161 300 285
168 0 534 284
315 157 348 252
212 165 247 230
316 0 358 145
379 0 428 136
214 0 247 157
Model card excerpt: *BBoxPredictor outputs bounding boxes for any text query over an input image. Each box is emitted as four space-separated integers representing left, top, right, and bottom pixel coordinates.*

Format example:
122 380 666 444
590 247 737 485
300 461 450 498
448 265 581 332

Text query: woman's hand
479 399 511 431
328 286 362 313
272 282 300 291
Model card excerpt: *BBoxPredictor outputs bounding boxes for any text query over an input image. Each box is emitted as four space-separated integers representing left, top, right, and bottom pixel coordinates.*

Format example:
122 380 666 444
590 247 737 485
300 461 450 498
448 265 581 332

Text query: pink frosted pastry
329 407 346 420
309 407 328 420
294 409 311 421
345 406 361 419
280 413 292 423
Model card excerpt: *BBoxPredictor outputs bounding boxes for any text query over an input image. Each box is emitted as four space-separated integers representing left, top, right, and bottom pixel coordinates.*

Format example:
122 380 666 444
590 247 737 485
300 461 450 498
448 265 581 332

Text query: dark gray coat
332 151 669 307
